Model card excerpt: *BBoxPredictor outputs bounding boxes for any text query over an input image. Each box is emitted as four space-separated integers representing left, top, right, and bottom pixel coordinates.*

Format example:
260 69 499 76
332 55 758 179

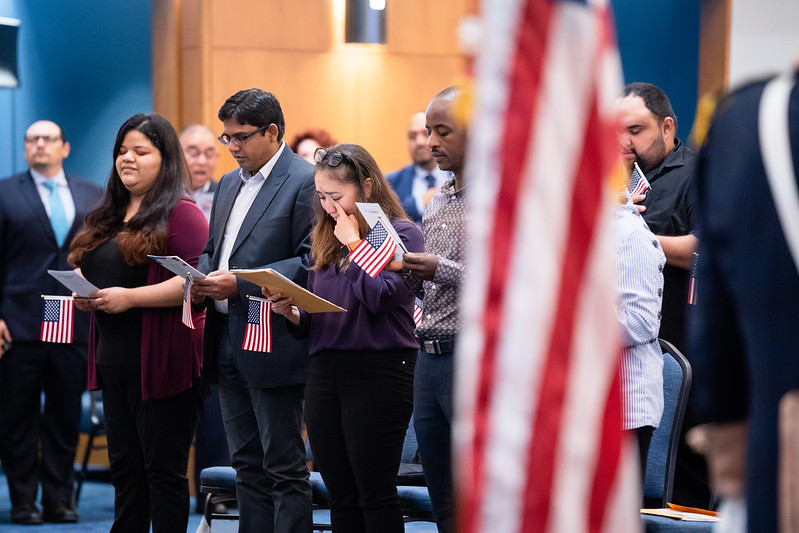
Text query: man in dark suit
191 89 315 533
689 70 799 533
180 124 220 221
0 120 103 524
386 111 449 224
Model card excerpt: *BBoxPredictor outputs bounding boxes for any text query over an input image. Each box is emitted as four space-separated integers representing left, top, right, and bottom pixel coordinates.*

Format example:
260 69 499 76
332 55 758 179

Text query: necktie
424 174 436 189
43 181 69 247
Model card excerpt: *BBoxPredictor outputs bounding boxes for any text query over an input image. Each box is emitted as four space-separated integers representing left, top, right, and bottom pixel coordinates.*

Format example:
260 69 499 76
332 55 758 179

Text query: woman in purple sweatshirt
268 143 423 533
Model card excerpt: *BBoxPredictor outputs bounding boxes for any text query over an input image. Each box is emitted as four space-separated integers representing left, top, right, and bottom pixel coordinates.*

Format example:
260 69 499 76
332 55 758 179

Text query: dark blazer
199 146 315 388
690 72 799 533
386 164 423 224
0 171 103 343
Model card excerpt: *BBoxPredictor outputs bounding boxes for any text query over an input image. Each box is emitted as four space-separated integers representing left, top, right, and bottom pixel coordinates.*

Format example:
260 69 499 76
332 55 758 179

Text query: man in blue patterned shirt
402 86 467 533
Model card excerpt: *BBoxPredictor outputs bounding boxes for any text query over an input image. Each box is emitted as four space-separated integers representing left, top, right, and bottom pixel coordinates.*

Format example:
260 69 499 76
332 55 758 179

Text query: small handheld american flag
350 220 398 278
182 273 194 329
687 252 699 305
242 296 272 352
413 297 423 327
40 295 74 343
629 161 651 197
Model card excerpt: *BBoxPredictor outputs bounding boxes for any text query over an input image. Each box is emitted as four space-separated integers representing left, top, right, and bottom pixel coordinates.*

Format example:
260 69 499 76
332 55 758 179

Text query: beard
635 134 668 174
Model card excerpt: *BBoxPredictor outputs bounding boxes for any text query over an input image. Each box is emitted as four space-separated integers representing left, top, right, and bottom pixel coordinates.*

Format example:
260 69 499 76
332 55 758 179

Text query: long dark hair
310 143 408 269
69 113 190 266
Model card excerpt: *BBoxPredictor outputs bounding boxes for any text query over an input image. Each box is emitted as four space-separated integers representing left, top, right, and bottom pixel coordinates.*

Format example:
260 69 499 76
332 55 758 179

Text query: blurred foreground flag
454 0 641 532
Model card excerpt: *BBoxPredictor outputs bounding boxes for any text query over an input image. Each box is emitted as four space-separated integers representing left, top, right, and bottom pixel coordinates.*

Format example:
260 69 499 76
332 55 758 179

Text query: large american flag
40 295 74 344
454 0 641 532
350 220 398 278
242 296 272 353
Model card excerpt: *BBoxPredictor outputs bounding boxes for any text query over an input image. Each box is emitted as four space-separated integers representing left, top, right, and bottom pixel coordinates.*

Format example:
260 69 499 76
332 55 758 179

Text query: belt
419 336 456 355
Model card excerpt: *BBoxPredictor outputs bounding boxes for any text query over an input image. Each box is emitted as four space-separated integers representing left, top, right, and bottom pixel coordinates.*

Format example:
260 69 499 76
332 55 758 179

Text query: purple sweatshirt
294 219 423 355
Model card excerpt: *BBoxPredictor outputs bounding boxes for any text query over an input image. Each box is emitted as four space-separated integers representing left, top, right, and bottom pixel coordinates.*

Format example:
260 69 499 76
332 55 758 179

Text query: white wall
729 0 799 89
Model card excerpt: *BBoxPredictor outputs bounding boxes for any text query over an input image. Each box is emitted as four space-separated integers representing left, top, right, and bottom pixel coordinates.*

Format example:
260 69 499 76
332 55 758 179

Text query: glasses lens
25 135 60 144
217 134 230 146
328 153 344 167
314 148 327 163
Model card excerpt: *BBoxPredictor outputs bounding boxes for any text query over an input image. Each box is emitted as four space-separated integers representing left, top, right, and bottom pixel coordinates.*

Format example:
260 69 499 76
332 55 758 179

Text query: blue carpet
0 473 437 532
0 473 205 533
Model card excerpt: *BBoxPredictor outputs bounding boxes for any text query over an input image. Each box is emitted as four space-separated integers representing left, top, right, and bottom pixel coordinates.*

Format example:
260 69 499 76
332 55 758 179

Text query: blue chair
643 339 692 507
641 339 713 533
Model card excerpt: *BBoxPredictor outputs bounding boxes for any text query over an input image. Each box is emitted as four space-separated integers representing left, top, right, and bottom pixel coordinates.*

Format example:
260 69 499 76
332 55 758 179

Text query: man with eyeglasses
191 89 315 533
0 120 102 524
180 124 220 221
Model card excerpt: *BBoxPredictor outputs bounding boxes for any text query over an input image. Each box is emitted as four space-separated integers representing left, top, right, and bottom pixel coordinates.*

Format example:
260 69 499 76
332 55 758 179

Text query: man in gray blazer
0 120 102 524
192 89 315 533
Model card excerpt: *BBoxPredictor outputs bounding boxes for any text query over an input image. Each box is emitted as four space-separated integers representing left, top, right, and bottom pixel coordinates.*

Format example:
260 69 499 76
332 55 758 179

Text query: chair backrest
643 338 692 507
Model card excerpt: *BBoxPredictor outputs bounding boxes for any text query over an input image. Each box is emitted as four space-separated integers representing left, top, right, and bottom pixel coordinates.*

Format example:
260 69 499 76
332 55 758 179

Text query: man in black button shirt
616 82 709 508
616 82 699 353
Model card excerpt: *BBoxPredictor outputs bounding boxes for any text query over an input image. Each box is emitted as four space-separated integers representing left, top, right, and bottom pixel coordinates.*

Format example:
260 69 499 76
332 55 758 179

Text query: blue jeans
413 348 454 533
217 329 312 533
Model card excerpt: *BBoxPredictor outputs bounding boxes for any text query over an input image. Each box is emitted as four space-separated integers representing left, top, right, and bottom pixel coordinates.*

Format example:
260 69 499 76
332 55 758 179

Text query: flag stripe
463 1 554 529
457 0 639 531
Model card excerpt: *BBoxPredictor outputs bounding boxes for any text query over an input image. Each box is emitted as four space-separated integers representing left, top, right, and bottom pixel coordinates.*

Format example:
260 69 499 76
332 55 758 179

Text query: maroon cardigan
87 199 209 400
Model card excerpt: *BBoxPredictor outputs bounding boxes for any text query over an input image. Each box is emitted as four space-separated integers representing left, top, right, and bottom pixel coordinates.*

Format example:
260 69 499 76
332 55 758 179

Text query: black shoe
11 502 43 525
42 502 78 523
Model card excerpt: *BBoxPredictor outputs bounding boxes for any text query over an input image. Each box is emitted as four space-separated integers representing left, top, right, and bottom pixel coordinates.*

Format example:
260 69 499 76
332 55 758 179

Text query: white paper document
47 270 100 298
355 202 408 260
147 255 206 279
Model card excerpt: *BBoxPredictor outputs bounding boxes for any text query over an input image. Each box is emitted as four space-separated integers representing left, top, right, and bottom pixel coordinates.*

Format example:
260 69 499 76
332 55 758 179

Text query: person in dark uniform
689 69 799 533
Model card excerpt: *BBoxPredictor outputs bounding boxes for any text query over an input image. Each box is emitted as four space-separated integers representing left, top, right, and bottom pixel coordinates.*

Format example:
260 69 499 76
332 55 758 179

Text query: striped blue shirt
615 196 665 430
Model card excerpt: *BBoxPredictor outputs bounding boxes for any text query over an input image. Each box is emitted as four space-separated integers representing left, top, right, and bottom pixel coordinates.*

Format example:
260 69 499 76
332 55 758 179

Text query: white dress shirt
31 168 76 229
214 142 286 314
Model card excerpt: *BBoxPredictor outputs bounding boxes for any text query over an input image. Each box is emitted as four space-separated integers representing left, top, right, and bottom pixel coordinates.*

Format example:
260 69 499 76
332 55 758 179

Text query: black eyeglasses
217 126 267 147
314 147 352 167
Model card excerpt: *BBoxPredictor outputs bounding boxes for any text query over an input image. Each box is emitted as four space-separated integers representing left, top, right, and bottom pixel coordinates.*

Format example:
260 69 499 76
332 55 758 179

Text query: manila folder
231 268 345 313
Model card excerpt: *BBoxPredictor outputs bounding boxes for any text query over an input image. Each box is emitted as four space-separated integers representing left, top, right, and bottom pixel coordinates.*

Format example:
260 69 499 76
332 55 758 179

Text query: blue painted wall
611 0 701 142
0 0 152 186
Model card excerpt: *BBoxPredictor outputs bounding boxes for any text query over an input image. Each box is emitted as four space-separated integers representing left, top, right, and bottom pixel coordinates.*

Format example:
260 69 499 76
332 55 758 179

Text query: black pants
0 341 86 508
305 348 415 533
98 364 202 533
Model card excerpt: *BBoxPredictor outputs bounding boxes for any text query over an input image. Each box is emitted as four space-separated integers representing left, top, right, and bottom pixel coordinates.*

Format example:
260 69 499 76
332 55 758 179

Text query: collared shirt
411 165 450 216
409 177 468 339
30 168 76 228
214 142 285 313
615 195 665 430
640 137 699 351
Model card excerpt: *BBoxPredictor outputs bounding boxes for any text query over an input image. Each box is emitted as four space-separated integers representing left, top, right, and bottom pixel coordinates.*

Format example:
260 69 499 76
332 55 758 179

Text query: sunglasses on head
314 147 353 168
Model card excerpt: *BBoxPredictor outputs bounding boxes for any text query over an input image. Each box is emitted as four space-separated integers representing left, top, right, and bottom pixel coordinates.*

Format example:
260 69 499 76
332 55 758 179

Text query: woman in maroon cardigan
69 114 208 533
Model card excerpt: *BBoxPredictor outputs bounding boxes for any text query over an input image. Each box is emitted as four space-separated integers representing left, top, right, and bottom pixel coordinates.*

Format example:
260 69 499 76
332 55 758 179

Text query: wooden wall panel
155 0 470 175
698 0 730 98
